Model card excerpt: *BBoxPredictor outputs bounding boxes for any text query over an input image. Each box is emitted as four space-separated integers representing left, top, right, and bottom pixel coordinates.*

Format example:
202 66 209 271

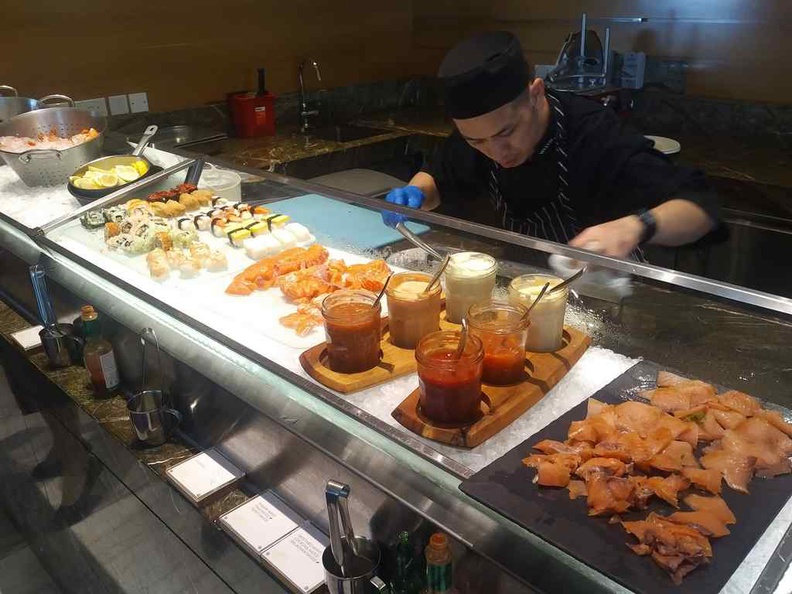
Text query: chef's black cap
439 31 531 119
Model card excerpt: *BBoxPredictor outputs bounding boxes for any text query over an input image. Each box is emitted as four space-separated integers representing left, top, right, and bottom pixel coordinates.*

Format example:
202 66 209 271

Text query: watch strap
635 208 657 244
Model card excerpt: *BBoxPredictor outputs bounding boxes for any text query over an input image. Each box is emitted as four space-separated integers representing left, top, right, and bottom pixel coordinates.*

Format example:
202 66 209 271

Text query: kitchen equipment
371 273 392 309
0 86 74 123
549 266 587 294
0 106 106 186
459 360 792 594
392 326 590 448
545 12 611 91
323 480 388 593
67 124 159 201
645 135 681 155
452 317 469 359
126 125 227 150
29 264 82 368
228 67 277 138
127 327 181 447
425 254 450 293
526 282 550 312
395 221 442 260
200 162 241 201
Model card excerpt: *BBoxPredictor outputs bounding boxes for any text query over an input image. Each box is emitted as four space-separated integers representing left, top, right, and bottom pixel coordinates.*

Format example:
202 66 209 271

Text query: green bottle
425 532 453 594
391 531 421 594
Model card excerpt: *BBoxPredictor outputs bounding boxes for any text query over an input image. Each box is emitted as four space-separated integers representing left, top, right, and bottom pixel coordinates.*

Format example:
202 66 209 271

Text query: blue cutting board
269 194 430 251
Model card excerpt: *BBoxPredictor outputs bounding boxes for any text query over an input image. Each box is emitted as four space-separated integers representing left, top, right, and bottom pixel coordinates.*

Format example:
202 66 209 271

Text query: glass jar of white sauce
444 252 498 324
508 274 568 352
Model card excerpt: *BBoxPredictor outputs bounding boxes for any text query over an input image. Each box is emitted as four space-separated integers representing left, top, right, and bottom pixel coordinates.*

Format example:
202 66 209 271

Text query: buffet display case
1 145 791 594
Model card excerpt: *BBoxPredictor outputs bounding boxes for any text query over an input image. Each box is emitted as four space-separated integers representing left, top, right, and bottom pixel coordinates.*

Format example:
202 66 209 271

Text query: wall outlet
108 94 130 115
128 92 149 113
75 98 108 116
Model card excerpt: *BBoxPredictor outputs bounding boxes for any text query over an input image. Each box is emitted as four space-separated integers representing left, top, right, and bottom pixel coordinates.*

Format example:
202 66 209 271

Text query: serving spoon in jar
424 254 451 294
526 282 551 315
452 317 469 360
548 265 587 294
372 273 393 309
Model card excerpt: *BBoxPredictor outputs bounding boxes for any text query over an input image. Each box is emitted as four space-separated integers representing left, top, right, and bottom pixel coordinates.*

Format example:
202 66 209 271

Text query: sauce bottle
425 532 454 594
81 305 120 398
391 531 422 594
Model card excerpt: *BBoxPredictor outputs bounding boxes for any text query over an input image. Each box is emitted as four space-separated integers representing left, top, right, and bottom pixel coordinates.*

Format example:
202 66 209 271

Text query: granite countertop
0 301 248 521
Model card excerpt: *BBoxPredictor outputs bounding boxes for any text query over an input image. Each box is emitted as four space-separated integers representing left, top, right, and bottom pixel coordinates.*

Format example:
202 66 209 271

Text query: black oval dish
68 165 163 206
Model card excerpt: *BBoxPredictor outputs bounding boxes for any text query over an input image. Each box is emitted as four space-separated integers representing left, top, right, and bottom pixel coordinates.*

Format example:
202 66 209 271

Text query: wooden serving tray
391 327 591 448
300 320 420 394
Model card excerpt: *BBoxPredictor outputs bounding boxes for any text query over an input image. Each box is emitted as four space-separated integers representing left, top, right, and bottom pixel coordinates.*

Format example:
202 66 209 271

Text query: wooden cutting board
391 327 591 448
299 320 420 394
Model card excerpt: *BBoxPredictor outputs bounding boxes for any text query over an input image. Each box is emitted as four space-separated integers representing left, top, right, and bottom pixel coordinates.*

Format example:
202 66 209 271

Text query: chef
383 31 719 259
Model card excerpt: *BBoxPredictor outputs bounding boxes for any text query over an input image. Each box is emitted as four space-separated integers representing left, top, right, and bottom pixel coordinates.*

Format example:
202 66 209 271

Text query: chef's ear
528 77 545 105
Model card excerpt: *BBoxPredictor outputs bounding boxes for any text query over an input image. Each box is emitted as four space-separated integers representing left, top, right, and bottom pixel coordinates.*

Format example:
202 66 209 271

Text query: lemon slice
73 178 100 190
115 165 140 182
87 165 110 173
96 172 119 188
132 160 148 176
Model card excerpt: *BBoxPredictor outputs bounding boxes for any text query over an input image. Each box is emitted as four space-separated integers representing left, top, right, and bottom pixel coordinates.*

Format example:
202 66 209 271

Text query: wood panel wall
1 0 420 112
412 0 792 104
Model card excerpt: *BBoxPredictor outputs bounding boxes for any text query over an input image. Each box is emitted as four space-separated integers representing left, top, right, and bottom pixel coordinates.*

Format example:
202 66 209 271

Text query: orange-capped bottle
425 532 454 594
81 305 120 398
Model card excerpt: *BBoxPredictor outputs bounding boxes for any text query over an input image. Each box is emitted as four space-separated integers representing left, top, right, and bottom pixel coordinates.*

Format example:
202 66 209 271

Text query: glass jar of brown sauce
385 272 441 349
322 290 382 373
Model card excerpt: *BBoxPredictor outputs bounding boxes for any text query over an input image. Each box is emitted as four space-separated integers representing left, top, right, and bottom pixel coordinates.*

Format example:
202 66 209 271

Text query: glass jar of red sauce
467 300 530 385
416 331 484 425
386 272 441 349
321 290 382 373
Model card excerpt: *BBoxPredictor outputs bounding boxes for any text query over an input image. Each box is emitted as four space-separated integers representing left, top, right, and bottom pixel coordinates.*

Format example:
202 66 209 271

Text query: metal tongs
325 479 362 577
395 221 444 260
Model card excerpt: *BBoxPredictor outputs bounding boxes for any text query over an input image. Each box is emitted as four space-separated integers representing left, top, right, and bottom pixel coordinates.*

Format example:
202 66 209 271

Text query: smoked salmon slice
683 494 736 525
681 467 723 495
700 449 756 493
667 510 730 538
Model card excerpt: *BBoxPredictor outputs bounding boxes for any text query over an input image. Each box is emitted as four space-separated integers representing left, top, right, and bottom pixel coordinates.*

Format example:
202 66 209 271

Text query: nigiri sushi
284 222 311 243
271 228 297 248
245 221 269 237
154 231 173 251
194 214 211 231
206 251 228 272
211 196 229 207
172 229 197 248
244 235 281 260
177 217 197 231
179 258 202 279
228 228 252 248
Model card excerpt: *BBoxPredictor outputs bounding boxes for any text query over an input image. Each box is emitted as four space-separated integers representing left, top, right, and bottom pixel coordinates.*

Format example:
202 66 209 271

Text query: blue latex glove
381 186 425 228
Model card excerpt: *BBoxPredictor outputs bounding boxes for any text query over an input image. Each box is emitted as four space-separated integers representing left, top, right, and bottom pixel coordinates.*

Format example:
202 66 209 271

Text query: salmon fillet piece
586 475 636 516
718 390 761 417
648 441 700 473
644 474 690 507
683 494 736 525
575 457 631 480
756 409 792 438
700 449 756 493
712 409 747 430
522 453 581 487
667 511 730 538
566 479 587 500
681 467 723 495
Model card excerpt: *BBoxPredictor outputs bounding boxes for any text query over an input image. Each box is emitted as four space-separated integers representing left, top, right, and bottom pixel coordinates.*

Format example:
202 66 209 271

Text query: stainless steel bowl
0 86 75 123
0 106 106 186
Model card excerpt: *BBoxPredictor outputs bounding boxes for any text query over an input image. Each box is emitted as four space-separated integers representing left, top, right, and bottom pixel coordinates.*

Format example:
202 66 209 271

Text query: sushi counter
1 145 792 594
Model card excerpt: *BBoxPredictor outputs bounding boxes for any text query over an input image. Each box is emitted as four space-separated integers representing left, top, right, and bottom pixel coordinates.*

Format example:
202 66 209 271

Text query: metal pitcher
127 328 181 446
323 480 389 593
29 264 82 368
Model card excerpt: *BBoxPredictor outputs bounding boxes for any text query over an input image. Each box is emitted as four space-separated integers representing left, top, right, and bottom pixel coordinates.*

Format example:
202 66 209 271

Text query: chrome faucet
299 59 322 133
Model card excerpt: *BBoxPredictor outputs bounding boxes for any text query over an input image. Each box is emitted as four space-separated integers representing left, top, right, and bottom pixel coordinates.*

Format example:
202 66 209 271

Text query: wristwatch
635 208 658 245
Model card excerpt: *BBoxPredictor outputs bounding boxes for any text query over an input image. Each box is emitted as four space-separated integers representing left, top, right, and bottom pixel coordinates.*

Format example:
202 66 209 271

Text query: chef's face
455 78 548 168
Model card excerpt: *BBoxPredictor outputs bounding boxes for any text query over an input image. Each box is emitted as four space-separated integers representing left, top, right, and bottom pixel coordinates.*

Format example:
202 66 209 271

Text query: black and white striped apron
488 93 645 261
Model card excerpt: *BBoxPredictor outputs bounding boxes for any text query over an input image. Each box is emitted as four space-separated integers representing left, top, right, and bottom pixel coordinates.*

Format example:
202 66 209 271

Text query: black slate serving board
460 360 792 594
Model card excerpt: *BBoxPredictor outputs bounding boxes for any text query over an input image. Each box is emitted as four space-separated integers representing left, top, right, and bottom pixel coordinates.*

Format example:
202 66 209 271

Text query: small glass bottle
81 305 121 398
391 531 421 594
425 532 453 594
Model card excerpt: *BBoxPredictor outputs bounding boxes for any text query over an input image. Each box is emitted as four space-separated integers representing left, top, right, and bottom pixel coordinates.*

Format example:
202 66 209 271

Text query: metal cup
127 389 181 447
39 323 83 368
322 536 388 594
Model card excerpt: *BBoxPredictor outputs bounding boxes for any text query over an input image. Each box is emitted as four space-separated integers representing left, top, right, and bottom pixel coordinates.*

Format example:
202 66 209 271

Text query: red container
228 91 276 138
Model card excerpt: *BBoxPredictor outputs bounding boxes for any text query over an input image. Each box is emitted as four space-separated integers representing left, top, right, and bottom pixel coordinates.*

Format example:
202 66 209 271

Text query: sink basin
305 124 388 143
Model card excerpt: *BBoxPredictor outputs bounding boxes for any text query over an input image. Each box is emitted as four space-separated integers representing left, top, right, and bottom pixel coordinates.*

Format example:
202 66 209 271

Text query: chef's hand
381 186 425 228
569 215 644 259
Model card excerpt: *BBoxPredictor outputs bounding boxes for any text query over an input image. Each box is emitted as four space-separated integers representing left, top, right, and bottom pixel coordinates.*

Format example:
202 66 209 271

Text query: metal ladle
549 265 587 294
395 221 444 260
526 282 551 315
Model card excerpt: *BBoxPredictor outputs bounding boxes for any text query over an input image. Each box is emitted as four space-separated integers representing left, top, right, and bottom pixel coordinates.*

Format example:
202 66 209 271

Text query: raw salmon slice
681 467 723 495
522 453 581 487
586 475 635 516
566 479 587 500
575 457 631 480
683 494 736 525
700 449 756 493
718 390 761 417
648 440 700 473
667 510 730 538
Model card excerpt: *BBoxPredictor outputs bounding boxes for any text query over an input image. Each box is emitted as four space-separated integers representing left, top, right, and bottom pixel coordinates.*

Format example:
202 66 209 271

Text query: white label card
219 493 299 553
262 525 328 593
167 449 244 499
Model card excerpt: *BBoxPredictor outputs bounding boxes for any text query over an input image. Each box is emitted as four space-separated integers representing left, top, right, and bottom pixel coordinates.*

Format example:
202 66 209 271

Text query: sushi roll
211 196 229 207
104 222 121 241
80 210 106 229
284 223 311 243
245 221 269 237
206 250 228 272
210 217 228 237
271 228 297 248
149 260 170 282
150 217 171 234
193 214 211 232
166 249 186 268
128 204 152 220
179 258 202 279
244 235 280 260
208 208 226 219
179 192 200 211
226 214 244 224
228 228 252 248
125 199 147 210
189 242 211 263
103 206 126 224
177 217 197 232
146 248 168 265
172 229 197 248
154 231 173 251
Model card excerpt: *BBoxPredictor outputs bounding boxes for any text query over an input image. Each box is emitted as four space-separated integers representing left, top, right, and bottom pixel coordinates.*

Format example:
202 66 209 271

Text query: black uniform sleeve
421 130 490 205
567 102 721 227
